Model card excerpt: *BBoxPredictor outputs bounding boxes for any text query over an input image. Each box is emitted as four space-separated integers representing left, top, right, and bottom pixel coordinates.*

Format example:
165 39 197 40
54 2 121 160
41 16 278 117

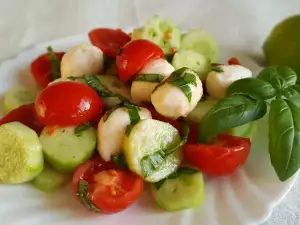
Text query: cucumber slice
0 122 44 184
32 164 67 192
185 96 218 123
151 167 205 211
172 50 211 81
181 29 220 62
134 15 182 55
124 119 182 182
40 126 97 172
4 88 37 113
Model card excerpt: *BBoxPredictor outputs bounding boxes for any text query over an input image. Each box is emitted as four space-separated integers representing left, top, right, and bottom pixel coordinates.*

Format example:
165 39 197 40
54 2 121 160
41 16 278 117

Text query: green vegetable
257 66 297 90
151 167 204 211
40 126 97 172
32 164 67 192
83 75 115 98
77 179 101 212
269 98 300 181
0 122 44 184
171 50 211 81
227 78 277 100
198 93 267 143
283 85 300 99
124 119 182 182
210 66 224 73
74 123 91 137
135 74 165 83
154 67 198 102
47 46 61 80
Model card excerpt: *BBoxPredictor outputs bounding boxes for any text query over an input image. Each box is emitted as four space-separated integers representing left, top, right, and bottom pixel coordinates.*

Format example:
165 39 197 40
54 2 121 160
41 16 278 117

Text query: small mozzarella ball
206 65 252 99
97 107 152 161
139 58 175 76
131 59 175 103
61 43 104 78
151 75 203 119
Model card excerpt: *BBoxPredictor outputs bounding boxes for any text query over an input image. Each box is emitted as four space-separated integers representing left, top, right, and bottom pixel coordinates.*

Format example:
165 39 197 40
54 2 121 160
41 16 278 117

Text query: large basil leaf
198 93 267 143
257 66 297 90
227 78 276 100
282 85 300 99
269 98 300 181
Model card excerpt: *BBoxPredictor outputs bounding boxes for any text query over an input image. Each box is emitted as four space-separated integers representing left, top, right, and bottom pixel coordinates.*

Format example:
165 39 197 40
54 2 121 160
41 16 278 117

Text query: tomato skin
0 103 44 134
72 156 144 214
184 134 251 176
31 52 65 87
35 82 104 126
228 57 241 65
89 28 131 57
116 40 164 82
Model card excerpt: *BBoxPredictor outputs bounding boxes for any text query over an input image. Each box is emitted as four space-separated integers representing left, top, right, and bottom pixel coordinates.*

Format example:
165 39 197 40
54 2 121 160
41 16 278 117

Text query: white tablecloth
1 0 300 224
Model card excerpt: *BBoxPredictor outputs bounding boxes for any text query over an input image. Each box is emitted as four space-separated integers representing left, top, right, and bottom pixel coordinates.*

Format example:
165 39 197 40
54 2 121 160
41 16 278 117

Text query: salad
0 14 299 214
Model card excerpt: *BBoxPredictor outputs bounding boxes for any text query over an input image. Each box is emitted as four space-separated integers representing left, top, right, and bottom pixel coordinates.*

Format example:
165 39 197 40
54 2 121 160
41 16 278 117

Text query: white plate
0 34 297 225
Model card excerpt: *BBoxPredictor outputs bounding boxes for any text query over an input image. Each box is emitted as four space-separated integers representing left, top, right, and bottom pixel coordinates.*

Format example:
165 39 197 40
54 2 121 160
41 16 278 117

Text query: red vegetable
89 28 131 57
116 40 164 82
35 82 104 126
184 134 251 176
228 57 241 65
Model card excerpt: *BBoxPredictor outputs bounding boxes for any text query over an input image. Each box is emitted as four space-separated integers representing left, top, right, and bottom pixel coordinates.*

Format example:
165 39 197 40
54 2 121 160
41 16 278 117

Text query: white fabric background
0 0 300 224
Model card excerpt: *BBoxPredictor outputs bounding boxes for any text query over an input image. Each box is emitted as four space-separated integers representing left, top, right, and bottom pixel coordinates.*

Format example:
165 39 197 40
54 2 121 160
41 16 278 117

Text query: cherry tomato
72 156 144 214
116 40 164 82
211 63 222 67
89 28 131 57
228 57 241 65
0 104 44 134
31 51 65 88
35 82 104 126
184 134 251 176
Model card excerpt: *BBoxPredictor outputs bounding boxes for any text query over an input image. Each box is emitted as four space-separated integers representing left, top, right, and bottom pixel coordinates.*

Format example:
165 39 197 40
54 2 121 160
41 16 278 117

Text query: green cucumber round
0 122 44 184
123 119 182 182
151 167 205 211
40 126 97 172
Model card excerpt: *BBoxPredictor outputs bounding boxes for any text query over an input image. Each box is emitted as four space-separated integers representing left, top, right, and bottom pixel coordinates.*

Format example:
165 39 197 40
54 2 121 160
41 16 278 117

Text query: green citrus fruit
263 15 300 78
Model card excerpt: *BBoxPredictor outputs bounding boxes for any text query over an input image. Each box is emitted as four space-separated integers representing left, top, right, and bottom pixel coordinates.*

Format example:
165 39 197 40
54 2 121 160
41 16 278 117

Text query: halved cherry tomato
35 82 104 126
116 40 164 82
228 57 241 65
72 156 144 214
184 134 251 176
31 51 65 88
0 103 44 135
89 28 131 57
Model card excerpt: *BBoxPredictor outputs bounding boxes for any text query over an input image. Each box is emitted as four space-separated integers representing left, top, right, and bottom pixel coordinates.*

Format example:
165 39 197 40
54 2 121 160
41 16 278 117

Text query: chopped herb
83 75 115 98
135 74 165 83
112 153 128 169
77 179 101 212
211 66 224 73
47 46 61 80
74 123 91 137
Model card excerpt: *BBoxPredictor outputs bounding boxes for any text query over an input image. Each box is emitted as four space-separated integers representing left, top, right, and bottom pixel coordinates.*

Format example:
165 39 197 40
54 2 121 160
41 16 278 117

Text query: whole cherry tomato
72 156 144 214
116 39 164 82
89 28 131 57
31 51 65 87
184 134 251 176
35 82 104 126
0 103 44 135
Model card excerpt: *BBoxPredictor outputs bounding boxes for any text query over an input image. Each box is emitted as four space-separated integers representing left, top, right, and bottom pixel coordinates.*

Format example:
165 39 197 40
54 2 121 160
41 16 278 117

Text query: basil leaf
227 78 277 100
198 93 267 143
283 85 300 99
47 46 61 80
154 67 198 102
74 123 91 137
112 153 128 169
123 102 141 136
83 75 115 98
135 74 165 83
269 98 300 181
77 179 101 212
177 167 199 175
211 66 224 73
257 66 297 90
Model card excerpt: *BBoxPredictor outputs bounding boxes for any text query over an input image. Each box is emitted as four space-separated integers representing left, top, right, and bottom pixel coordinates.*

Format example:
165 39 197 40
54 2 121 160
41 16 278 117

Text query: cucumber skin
151 171 205 211
40 126 97 172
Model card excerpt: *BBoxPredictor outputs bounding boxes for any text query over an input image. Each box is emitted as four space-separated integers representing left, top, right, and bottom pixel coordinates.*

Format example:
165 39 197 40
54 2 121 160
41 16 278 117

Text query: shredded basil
74 123 91 137
211 66 224 73
135 74 165 83
77 179 101 212
83 75 115 98
47 46 61 80
112 153 128 169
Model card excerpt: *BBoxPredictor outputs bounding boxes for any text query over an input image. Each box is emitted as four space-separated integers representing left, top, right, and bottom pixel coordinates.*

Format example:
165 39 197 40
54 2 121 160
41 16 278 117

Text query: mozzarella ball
97 107 152 161
131 59 175 103
151 73 203 119
206 65 252 99
61 43 104 78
